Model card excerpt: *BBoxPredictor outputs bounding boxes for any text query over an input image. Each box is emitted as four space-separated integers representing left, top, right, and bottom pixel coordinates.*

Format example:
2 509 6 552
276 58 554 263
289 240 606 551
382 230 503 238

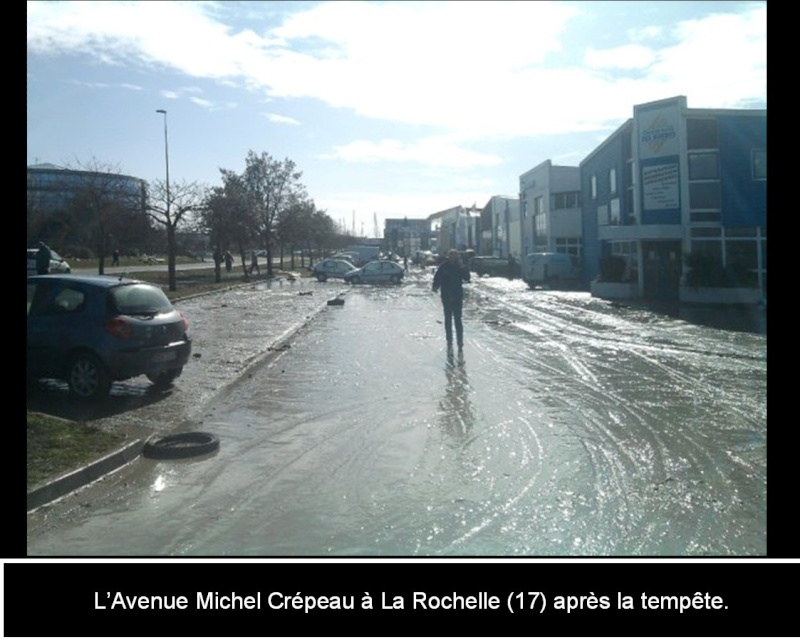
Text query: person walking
35 241 52 275
432 249 471 351
249 250 260 275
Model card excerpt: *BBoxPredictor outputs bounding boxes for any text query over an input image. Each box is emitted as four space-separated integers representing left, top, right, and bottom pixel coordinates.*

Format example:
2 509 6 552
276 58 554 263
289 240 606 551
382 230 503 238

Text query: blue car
27 275 192 399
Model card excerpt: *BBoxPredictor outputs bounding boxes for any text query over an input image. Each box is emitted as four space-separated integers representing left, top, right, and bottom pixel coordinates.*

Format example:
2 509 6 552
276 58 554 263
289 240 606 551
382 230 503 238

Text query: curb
26 283 346 513
27 439 144 512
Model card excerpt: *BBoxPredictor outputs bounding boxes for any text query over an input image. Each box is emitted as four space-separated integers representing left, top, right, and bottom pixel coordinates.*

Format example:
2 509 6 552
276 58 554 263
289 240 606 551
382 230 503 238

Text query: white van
522 252 580 289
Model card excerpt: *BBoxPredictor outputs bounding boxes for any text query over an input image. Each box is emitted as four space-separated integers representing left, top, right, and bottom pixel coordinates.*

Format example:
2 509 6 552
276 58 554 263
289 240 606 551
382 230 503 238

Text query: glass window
609 199 621 224
597 204 608 226
689 182 721 210
687 118 718 149
111 284 173 314
689 153 718 180
591 175 597 199
609 168 617 194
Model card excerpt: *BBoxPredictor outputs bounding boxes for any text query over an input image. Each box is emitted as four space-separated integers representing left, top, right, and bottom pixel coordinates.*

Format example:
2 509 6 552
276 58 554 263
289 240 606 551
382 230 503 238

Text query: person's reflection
438 350 476 442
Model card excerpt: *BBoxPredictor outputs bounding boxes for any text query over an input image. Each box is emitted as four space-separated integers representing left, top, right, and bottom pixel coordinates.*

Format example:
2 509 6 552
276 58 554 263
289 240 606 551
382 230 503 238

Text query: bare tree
242 151 304 277
63 158 147 273
146 179 205 291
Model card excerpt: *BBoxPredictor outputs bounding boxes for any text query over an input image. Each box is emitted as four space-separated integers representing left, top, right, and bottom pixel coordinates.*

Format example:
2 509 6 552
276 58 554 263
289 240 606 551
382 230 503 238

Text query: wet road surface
26 270 766 556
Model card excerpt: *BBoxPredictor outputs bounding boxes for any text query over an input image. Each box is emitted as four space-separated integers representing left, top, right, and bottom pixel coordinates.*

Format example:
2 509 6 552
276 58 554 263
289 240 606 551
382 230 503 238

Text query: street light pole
155 109 170 217
156 109 175 290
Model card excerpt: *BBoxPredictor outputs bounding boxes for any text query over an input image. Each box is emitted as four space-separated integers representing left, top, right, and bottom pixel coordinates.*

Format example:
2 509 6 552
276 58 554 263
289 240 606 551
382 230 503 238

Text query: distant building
384 217 432 256
428 205 479 254
581 95 766 303
478 196 521 259
27 163 147 215
519 160 582 262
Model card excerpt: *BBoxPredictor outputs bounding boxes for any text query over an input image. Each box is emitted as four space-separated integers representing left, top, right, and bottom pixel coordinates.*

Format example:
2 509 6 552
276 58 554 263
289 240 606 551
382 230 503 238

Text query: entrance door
642 241 682 301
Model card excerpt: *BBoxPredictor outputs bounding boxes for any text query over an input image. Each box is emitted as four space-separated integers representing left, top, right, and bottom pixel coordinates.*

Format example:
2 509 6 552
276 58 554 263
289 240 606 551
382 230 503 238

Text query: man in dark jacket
432 249 471 350
35 241 52 275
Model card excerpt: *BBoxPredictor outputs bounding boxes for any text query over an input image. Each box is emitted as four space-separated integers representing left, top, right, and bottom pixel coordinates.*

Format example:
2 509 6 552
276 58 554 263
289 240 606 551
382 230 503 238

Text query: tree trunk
167 224 177 291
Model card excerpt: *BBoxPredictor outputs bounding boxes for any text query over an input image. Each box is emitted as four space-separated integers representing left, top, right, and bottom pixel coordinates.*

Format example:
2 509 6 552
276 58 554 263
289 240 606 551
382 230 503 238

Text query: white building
519 160 582 261
479 196 521 259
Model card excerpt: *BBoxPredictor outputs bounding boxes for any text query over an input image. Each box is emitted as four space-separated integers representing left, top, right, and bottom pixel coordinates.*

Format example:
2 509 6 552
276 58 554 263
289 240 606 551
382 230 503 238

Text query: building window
688 153 718 180
555 237 583 261
597 204 608 226
610 240 637 281
534 196 544 215
609 167 617 194
752 150 767 180
551 191 580 210
609 198 621 225
591 175 597 199
689 182 721 215
687 118 718 150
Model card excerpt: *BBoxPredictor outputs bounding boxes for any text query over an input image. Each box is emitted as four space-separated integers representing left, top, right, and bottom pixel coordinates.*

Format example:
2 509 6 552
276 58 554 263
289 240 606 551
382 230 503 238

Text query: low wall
590 281 638 300
679 286 762 305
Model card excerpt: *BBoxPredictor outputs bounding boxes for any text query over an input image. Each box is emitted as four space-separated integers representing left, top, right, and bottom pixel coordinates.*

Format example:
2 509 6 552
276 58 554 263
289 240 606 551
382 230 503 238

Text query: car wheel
352 276 362 284
316 274 327 282
147 366 184 389
391 274 401 284
142 431 220 459
67 353 111 400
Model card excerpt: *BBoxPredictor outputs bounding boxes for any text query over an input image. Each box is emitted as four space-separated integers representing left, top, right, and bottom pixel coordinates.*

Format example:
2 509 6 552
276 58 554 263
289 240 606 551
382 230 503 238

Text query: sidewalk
27 275 343 512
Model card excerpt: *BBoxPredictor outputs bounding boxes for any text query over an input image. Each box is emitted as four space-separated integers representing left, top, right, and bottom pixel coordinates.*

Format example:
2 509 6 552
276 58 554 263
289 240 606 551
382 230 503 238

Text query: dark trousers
442 296 464 347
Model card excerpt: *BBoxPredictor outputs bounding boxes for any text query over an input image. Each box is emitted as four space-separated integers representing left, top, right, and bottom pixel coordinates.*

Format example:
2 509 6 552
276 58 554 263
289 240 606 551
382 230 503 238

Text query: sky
27 1 766 237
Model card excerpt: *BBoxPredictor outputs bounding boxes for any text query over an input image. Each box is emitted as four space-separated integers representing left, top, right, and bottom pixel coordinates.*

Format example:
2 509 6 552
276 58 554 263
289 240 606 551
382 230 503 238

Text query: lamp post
156 109 175 290
155 109 170 217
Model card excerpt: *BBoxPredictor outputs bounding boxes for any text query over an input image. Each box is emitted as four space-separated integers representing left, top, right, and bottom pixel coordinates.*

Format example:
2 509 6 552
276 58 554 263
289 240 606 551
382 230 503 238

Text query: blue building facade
581 96 766 304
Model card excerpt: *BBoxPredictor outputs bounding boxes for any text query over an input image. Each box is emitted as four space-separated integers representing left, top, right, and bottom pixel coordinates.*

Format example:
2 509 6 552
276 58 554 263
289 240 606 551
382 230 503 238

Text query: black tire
142 431 220 460
67 352 111 400
391 274 401 284
147 366 183 389
352 276 362 284
316 274 327 282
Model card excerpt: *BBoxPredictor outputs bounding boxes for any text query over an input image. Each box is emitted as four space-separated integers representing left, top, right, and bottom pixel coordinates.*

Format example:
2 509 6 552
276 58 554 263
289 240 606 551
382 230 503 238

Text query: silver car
312 258 357 282
344 260 405 284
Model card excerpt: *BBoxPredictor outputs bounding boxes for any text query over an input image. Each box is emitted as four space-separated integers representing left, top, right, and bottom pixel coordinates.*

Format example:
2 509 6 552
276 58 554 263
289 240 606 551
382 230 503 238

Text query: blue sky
27 1 766 237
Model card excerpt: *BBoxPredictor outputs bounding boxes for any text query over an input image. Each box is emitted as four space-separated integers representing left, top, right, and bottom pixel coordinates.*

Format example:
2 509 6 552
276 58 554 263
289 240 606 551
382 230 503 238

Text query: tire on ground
142 431 220 459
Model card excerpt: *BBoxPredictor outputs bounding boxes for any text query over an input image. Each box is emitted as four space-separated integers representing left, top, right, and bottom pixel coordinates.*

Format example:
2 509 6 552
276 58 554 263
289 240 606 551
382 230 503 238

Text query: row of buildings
385 95 766 305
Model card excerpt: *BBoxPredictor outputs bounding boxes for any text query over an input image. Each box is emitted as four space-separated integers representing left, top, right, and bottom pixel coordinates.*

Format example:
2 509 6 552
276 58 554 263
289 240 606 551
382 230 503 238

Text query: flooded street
26 270 766 556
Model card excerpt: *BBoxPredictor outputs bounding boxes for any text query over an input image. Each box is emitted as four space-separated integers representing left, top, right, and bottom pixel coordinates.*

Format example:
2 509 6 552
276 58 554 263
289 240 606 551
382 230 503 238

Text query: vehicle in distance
27 248 71 276
344 260 405 284
469 255 518 278
522 252 580 289
312 258 357 282
27 274 192 400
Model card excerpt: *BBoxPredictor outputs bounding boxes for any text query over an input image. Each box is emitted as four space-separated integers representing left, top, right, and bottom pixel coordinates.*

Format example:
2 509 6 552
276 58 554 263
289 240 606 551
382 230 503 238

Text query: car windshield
111 283 174 315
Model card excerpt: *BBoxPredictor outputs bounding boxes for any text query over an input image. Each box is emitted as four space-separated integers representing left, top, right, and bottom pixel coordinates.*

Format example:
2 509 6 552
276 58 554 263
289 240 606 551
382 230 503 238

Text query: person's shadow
438 350 475 443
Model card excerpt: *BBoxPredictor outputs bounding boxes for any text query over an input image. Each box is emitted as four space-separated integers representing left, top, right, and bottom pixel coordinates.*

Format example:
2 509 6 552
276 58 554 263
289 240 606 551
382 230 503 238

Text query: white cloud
584 45 655 70
27 0 766 138
322 137 503 169
264 113 301 125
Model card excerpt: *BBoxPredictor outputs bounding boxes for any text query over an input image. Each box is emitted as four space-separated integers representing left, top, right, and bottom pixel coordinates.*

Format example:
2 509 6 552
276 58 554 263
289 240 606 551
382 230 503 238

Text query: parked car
27 274 192 399
331 251 362 265
469 255 517 278
27 248 71 276
522 252 580 289
312 258 357 282
344 260 405 284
